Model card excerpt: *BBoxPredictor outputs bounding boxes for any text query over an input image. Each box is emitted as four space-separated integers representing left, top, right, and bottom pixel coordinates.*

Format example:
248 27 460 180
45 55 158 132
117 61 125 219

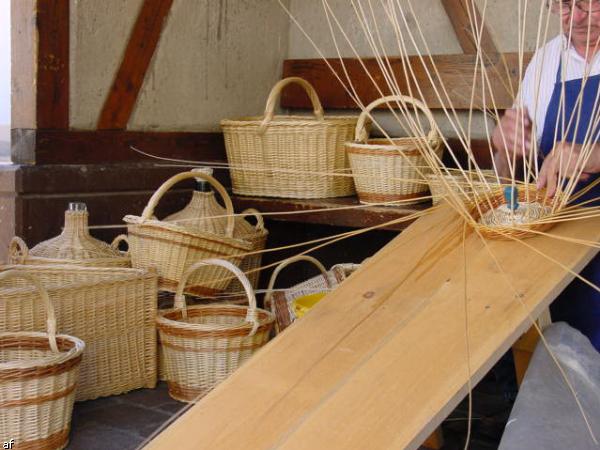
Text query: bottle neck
195 179 212 192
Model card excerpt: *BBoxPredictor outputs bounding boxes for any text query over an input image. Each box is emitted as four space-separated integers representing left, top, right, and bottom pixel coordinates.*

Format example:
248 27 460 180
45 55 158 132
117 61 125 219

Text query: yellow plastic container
292 292 327 319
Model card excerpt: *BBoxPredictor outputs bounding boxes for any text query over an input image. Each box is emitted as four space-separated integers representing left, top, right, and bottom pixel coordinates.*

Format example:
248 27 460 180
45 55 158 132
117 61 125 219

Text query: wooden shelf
231 195 429 232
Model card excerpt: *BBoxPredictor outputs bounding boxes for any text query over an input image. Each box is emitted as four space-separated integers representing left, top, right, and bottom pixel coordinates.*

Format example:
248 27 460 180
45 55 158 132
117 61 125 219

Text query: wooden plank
441 0 498 54
36 0 70 128
10 129 226 165
281 53 532 110
146 204 600 450
97 0 174 129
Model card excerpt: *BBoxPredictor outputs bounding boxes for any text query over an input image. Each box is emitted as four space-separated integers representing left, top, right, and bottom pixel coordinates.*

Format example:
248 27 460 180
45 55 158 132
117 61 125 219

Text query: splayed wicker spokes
221 76 358 199
124 171 253 295
0 264 157 401
264 255 360 333
346 95 443 206
469 185 561 240
9 203 130 268
157 259 274 403
0 270 85 450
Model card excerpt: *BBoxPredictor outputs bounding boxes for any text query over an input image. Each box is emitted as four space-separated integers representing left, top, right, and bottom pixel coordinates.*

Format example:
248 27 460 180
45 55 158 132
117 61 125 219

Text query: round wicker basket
0 270 85 450
157 259 274 402
345 95 443 206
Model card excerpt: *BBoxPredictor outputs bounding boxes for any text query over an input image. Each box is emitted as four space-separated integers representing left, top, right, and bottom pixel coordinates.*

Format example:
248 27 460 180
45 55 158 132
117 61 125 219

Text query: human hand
492 108 533 160
536 142 597 197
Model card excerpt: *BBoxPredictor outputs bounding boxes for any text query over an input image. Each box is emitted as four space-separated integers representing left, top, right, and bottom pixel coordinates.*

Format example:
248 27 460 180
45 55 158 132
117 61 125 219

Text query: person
492 0 600 352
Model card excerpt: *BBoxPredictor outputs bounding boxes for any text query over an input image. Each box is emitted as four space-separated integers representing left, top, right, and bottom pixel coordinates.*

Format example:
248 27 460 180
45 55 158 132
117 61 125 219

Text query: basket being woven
0 264 157 401
0 270 84 450
264 255 360 333
346 95 443 205
221 77 358 199
9 203 130 268
157 259 274 402
124 171 253 296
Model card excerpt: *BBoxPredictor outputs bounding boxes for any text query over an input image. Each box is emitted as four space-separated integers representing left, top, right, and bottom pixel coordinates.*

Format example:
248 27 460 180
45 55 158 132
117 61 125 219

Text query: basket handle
259 77 325 133
174 258 260 336
110 234 130 254
141 171 235 237
0 270 59 353
240 208 265 232
8 237 30 264
355 95 440 147
264 255 330 312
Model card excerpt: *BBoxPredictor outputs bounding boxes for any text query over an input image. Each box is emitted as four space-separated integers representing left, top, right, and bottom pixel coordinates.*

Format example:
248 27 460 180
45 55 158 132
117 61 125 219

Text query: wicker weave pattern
124 171 253 294
0 265 157 401
427 171 498 206
221 77 358 199
157 259 274 402
0 271 84 450
346 95 443 206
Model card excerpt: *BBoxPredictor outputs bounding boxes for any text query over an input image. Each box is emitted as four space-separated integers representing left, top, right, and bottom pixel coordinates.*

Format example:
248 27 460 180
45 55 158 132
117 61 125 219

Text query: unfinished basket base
167 381 212 403
357 191 430 206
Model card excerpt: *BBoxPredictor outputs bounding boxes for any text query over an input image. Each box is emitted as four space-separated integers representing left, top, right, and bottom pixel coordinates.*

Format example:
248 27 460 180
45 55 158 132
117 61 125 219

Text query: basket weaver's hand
492 108 533 161
536 142 599 197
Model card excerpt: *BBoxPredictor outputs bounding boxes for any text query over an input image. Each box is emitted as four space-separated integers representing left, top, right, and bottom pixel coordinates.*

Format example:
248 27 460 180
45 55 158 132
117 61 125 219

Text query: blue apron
541 60 600 352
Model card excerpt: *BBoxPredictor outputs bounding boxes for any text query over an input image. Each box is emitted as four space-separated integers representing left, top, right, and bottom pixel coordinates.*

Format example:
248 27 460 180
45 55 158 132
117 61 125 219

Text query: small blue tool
503 185 519 211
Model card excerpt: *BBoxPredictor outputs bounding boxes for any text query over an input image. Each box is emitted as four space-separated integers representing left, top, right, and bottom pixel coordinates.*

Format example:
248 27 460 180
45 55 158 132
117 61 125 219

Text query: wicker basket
157 259 274 402
427 170 498 205
221 77 358 199
0 264 157 401
0 270 84 450
9 203 130 268
346 95 443 205
264 255 360 333
124 171 253 296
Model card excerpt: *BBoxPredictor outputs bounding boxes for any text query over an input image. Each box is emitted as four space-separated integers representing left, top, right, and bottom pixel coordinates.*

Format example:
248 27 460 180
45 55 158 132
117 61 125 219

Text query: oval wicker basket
469 186 557 240
346 95 443 205
124 171 253 295
9 204 130 268
0 270 85 450
157 259 274 402
221 77 358 199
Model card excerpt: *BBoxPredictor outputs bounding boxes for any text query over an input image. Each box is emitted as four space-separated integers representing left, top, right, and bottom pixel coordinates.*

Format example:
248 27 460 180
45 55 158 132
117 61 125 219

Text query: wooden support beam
281 53 531 111
441 0 498 54
97 0 174 129
146 204 600 450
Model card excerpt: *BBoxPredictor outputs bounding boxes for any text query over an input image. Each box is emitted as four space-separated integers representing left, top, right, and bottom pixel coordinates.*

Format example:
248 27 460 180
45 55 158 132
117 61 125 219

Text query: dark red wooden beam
441 0 498 55
97 0 174 130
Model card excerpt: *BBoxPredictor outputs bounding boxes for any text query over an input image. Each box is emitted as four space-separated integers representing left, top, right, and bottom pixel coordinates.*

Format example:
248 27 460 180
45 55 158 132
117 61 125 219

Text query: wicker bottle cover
9 202 130 267
164 168 268 289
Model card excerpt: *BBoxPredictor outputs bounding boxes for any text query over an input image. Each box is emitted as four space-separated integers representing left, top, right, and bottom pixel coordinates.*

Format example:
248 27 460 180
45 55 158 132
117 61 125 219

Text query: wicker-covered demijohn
346 95 443 205
157 259 274 402
0 270 85 450
124 171 253 295
9 202 130 268
221 77 358 199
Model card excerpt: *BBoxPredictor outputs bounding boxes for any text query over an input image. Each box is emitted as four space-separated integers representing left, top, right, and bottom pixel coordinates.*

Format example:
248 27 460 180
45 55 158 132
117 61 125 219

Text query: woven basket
0 264 157 401
9 203 130 268
346 95 443 205
124 171 253 296
264 255 360 333
0 270 84 450
221 77 358 199
157 259 274 402
469 186 557 240
427 170 498 206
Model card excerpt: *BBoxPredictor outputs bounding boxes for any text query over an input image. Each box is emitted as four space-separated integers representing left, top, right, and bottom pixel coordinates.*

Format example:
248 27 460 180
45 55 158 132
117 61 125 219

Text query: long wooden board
147 204 600 450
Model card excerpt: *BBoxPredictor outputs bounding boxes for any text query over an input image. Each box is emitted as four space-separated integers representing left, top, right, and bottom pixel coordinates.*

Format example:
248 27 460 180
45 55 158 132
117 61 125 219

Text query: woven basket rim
0 331 85 371
221 115 358 127
16 254 131 266
346 136 436 153
123 216 254 251
157 304 274 333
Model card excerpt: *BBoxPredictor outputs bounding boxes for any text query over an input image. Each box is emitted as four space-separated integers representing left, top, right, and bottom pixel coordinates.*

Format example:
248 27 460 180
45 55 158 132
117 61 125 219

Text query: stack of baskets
157 259 274 402
221 77 358 199
0 270 85 450
264 255 360 333
345 95 443 205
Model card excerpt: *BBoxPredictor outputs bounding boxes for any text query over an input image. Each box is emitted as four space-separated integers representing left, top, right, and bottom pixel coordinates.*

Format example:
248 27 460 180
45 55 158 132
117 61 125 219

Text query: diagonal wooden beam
441 0 498 54
97 0 174 130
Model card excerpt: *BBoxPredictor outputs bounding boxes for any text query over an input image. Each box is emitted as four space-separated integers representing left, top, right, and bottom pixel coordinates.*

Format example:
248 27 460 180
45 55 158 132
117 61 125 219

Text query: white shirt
518 35 600 143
